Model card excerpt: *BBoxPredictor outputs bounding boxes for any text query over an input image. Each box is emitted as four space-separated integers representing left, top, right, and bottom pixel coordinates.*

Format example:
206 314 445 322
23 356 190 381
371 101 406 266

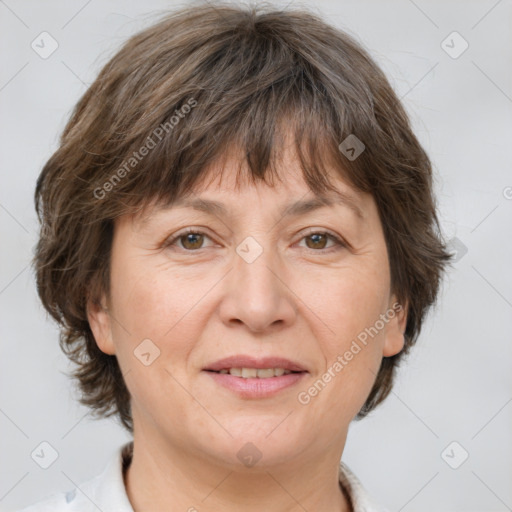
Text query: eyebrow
170 190 364 221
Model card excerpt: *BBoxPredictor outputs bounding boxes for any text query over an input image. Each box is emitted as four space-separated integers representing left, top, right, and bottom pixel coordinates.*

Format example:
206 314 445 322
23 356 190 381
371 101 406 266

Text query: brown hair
34 2 452 433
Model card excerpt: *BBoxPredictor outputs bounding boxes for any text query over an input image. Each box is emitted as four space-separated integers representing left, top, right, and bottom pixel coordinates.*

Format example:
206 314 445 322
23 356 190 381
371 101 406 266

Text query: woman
23 3 451 511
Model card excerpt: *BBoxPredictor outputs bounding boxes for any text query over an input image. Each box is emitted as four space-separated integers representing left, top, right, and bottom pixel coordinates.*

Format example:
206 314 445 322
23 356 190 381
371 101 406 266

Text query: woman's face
88 147 406 469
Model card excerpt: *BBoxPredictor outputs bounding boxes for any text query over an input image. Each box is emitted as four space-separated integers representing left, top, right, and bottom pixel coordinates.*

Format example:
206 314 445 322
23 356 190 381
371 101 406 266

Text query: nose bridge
219 233 296 332
235 232 282 298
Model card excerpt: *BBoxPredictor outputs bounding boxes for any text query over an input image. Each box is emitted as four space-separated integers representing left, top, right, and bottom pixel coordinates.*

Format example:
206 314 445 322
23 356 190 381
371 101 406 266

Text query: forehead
132 150 368 228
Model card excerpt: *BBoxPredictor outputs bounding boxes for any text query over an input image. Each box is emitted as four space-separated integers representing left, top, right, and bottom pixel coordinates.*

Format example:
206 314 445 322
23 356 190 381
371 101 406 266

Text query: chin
197 424 308 469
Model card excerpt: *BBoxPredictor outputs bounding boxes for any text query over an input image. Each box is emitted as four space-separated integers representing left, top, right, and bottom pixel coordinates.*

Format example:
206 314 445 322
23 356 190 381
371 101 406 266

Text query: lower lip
204 371 307 398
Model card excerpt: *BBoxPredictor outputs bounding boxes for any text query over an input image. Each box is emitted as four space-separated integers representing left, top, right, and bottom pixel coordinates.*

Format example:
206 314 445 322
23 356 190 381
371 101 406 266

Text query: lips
203 355 308 374
203 355 308 398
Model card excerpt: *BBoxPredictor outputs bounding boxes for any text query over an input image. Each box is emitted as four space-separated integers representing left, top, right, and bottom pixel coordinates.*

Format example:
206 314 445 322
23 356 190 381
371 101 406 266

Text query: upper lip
203 355 308 373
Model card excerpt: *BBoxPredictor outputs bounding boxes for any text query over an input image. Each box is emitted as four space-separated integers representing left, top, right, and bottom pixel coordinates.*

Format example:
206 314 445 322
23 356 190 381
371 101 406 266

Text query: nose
218 238 297 334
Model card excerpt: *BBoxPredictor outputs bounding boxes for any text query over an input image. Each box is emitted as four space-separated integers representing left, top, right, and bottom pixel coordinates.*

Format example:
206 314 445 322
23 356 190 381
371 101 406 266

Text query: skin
87 143 407 512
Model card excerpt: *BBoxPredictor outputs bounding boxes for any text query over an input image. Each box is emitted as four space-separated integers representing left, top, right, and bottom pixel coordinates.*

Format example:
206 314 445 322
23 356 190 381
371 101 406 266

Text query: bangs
122 102 363 216
91 22 374 219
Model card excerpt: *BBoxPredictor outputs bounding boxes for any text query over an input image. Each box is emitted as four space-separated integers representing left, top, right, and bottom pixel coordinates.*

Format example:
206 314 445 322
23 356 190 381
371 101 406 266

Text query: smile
215 367 294 378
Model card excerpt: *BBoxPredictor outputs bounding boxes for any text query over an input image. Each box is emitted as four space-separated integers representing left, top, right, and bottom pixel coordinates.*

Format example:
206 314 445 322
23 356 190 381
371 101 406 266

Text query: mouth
202 356 308 398
206 366 305 379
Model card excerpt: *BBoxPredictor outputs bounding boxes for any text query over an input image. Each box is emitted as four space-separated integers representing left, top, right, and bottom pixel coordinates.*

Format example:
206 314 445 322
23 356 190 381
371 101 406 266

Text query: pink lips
202 355 308 399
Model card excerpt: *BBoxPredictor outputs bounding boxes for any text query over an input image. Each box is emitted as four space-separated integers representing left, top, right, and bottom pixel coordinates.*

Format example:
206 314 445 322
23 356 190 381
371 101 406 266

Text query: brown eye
179 232 205 250
164 229 213 251
305 233 329 249
298 231 346 253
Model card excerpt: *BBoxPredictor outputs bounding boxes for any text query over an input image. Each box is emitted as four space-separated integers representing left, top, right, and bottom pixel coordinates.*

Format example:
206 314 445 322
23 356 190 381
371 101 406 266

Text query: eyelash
164 227 347 254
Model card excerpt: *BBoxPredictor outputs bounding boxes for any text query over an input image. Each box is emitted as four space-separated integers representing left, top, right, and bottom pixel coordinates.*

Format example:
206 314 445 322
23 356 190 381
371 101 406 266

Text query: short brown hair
34 2 452 433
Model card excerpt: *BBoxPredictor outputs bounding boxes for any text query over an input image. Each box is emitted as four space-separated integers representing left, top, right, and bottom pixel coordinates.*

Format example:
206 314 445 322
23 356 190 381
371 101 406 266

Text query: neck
124 434 352 512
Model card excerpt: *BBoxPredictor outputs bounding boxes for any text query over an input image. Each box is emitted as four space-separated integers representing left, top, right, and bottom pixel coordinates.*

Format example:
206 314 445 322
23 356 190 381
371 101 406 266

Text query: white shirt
17 442 387 512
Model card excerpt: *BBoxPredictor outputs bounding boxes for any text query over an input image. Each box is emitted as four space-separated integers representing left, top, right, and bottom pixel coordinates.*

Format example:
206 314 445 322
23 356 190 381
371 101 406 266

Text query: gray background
1 1 511 511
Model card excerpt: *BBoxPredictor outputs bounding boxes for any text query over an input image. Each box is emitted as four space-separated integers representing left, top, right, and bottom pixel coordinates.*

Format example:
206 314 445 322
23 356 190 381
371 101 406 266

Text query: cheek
109 256 193 338
299 263 390 353
107 262 203 421
293 262 390 415
108 256 212 382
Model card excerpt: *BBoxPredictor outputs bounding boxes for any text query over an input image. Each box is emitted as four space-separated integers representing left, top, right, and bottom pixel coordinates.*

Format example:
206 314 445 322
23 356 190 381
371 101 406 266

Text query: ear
86 294 116 356
382 296 408 357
